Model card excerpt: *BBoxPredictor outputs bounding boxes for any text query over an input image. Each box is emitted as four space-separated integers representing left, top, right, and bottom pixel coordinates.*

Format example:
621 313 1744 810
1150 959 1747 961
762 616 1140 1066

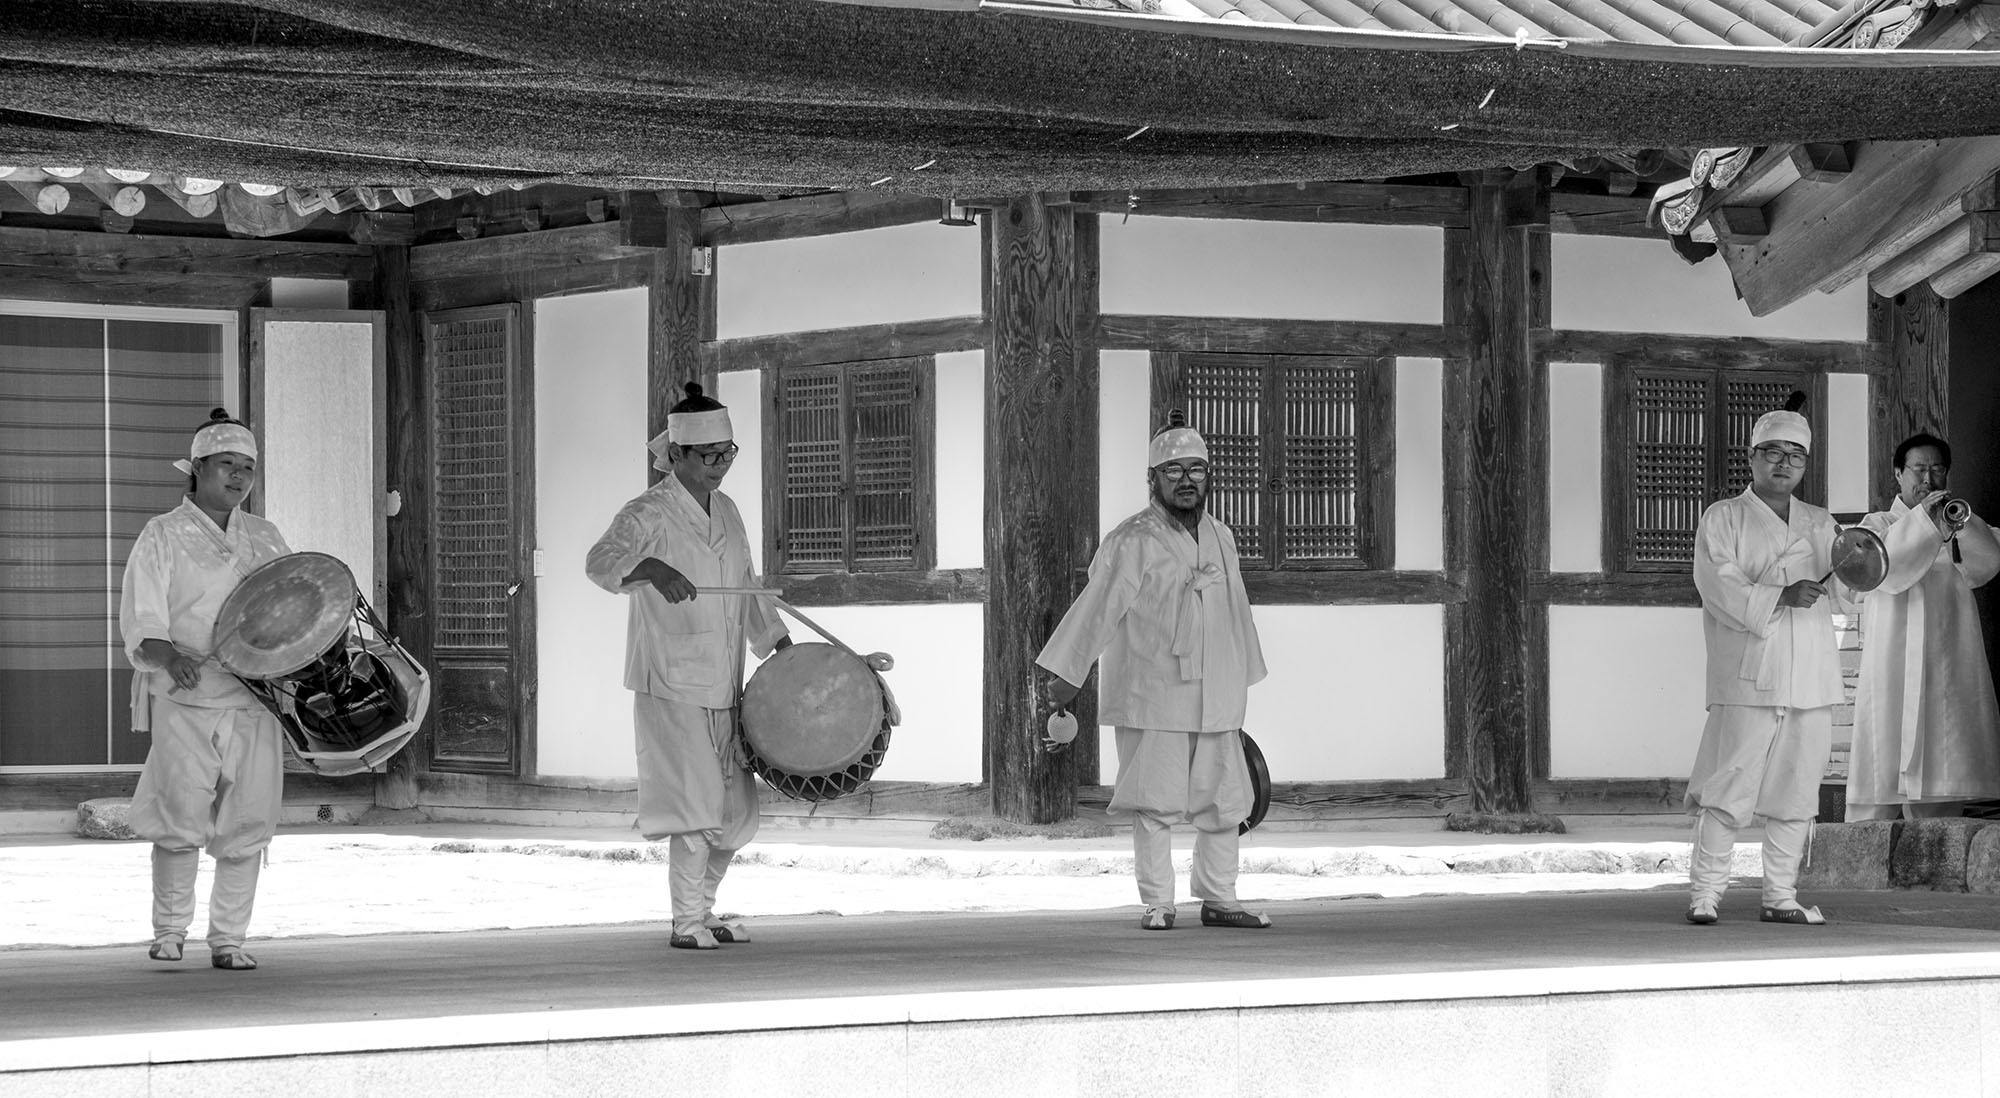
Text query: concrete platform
8 890 2000 1097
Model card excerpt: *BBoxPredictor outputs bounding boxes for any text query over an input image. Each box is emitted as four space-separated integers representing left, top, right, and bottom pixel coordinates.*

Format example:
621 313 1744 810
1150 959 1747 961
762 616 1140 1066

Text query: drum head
741 643 886 775
213 552 357 679
1831 526 1888 593
1239 729 1272 834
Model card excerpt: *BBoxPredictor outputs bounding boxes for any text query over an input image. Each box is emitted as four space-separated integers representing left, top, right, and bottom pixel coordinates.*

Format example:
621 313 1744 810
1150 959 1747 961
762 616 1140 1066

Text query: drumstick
694 587 785 596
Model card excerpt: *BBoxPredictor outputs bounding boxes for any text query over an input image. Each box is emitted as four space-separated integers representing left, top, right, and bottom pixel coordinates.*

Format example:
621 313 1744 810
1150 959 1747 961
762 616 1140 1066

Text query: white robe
1848 499 2000 805
1036 501 1267 733
584 475 787 708
1691 489 1844 711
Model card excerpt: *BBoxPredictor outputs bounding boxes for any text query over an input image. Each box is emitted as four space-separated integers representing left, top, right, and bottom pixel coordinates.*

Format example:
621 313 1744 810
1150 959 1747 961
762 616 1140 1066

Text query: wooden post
643 193 715 485
1443 172 1559 831
1868 284 1949 504
984 195 1096 823
364 244 425 811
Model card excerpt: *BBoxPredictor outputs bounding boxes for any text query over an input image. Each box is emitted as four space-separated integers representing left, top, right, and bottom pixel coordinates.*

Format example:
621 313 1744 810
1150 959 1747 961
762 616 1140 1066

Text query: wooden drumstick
694 586 785 596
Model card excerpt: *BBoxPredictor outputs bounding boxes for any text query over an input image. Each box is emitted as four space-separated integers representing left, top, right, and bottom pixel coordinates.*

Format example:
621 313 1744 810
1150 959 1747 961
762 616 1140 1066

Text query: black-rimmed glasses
1752 446 1808 469
1156 462 1210 482
687 444 739 467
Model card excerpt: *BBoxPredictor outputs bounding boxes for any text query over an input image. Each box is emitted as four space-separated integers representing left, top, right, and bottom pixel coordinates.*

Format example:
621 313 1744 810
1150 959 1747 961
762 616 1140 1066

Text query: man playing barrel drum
587 382 790 951
121 408 293 970
1037 412 1273 932
1684 394 1844 926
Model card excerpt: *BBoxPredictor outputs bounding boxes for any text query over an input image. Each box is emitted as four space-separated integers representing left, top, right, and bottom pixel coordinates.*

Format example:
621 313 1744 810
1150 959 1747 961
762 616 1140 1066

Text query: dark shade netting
3 0 2000 194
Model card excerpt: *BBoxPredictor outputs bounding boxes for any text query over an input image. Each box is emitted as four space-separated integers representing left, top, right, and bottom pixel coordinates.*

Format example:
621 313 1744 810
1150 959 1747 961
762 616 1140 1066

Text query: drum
738 642 894 801
211 552 431 778
1240 730 1272 834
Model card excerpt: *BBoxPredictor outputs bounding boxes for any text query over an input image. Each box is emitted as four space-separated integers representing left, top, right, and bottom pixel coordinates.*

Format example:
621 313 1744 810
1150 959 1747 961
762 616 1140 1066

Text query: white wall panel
1826 372 1871 514
1548 605 1707 779
1394 357 1444 571
934 350 984 570
533 289 648 778
1554 235 1866 341
1099 349 1153 535
260 319 379 605
1548 361 1604 573
717 222 980 339
1101 217 1443 323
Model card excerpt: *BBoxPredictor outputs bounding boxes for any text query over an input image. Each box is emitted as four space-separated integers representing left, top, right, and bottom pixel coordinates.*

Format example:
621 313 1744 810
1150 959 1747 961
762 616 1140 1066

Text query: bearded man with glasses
587 382 790 951
1037 412 1272 932
1683 393 1846 926
1845 432 2000 821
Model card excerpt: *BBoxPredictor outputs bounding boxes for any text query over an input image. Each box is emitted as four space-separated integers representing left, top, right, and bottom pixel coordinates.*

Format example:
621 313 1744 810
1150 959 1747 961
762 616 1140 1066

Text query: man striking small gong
1038 412 1272 931
587 382 790 951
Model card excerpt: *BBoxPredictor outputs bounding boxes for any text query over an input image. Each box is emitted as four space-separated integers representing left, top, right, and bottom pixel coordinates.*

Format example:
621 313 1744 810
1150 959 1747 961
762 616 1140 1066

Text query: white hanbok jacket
1037 500 1266 733
586 475 786 709
1692 489 1844 711
1849 498 2000 803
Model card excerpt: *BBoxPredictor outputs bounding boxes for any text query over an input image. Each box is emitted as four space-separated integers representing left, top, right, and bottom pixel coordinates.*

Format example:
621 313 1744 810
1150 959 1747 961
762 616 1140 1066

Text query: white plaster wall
1548 605 1708 778
933 350 984 570
1553 236 1867 340
716 222 981 339
533 289 648 779
1099 604 1445 783
1394 357 1444 571
1826 372 1871 514
259 320 379 604
1100 217 1444 323
269 278 348 310
1099 350 1153 533
1548 362 1605 573
718 371 764 565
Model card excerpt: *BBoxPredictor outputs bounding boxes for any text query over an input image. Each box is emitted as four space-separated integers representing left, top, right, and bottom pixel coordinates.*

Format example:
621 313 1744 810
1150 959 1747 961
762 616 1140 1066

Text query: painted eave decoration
3 0 2000 237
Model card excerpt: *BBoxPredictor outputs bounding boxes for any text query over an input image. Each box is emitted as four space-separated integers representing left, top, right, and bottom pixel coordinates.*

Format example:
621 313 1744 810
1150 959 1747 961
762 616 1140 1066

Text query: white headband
648 409 734 470
171 422 258 475
1148 426 1209 468
1750 410 1811 453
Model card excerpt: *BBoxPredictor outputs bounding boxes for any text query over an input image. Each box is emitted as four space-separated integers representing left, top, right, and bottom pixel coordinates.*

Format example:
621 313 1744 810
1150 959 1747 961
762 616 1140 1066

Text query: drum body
1240 730 1272 834
739 642 893 801
213 552 432 777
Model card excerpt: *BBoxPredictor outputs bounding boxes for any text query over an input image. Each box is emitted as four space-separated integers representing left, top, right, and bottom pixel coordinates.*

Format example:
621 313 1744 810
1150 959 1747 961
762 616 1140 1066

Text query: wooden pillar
984 195 1097 824
642 193 715 485
367 243 424 810
1868 284 1949 502
1442 172 1556 829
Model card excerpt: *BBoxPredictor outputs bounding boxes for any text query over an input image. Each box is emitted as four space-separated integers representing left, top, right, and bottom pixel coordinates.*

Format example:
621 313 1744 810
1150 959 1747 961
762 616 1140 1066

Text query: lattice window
1170 353 1382 570
428 313 514 648
770 357 933 574
1621 366 1810 572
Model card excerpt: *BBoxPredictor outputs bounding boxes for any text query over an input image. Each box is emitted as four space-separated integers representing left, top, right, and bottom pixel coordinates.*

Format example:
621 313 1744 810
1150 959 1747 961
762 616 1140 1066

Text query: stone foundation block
75 798 139 841
1890 818 1990 892
1963 827 2000 895
1799 820 1896 891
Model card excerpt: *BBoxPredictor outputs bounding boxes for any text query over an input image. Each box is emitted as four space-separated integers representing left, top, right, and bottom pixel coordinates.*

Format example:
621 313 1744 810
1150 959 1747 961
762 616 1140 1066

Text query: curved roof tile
1212 0 1840 44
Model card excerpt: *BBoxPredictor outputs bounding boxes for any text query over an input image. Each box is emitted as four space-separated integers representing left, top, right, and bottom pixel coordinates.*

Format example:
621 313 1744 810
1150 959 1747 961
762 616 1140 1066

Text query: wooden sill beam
0 225 371 280
695 192 944 247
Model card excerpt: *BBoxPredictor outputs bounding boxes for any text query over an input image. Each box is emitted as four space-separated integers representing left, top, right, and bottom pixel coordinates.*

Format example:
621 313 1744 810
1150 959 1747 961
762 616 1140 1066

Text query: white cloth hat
1750 410 1811 453
647 408 733 470
171 421 258 475
1148 426 1209 467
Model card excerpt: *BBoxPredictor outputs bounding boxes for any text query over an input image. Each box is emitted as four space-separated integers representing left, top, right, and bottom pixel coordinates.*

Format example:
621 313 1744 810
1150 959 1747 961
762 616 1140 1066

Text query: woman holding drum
586 382 791 952
120 409 293 970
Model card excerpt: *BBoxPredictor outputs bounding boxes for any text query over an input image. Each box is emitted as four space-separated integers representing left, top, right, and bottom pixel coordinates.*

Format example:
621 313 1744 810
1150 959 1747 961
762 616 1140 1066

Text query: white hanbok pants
128 698 283 948
1109 727 1253 910
634 693 759 935
1684 704 1832 905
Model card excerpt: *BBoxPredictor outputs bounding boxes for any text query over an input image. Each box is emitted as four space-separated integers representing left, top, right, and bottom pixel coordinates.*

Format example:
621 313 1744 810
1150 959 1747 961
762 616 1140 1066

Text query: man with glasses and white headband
1037 411 1271 932
1846 432 2000 821
121 408 293 970
1684 392 1845 926
587 382 790 951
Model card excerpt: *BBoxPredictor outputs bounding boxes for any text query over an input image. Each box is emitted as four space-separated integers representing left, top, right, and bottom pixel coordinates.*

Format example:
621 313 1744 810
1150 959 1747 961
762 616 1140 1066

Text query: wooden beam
1707 206 1768 244
777 568 987 606
1243 570 1461 605
1064 182 1469 227
695 192 943 247
710 315 984 373
1535 330 1886 373
1869 210 2000 297
1443 175 1541 818
1529 573 1701 606
361 244 425 811
1096 314 1461 358
645 197 714 485
1547 192 1654 238
0 225 372 280
1729 136 2000 316
410 221 637 282
985 195 1094 824
1789 142 1855 183
1930 250 2000 299
0 268 263 308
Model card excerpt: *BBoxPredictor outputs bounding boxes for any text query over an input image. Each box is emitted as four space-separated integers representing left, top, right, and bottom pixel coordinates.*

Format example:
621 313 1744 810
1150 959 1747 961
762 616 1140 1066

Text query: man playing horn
121 408 293 970
586 382 790 951
1845 432 2000 821
1037 412 1272 932
1684 394 1845 926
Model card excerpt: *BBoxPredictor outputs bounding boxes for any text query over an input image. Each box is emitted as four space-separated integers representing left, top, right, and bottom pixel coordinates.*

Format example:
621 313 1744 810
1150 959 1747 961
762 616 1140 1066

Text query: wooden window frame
1151 351 1395 572
764 354 937 577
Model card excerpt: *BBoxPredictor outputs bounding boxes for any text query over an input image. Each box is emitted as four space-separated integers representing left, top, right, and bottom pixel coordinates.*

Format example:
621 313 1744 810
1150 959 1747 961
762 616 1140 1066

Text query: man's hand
140 638 203 691
1044 674 1081 713
1778 579 1827 609
1920 489 1954 533
623 558 696 603
773 634 793 652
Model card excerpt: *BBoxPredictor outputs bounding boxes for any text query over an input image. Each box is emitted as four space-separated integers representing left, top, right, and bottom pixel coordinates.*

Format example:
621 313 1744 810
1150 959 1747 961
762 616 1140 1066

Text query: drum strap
769 598 864 662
